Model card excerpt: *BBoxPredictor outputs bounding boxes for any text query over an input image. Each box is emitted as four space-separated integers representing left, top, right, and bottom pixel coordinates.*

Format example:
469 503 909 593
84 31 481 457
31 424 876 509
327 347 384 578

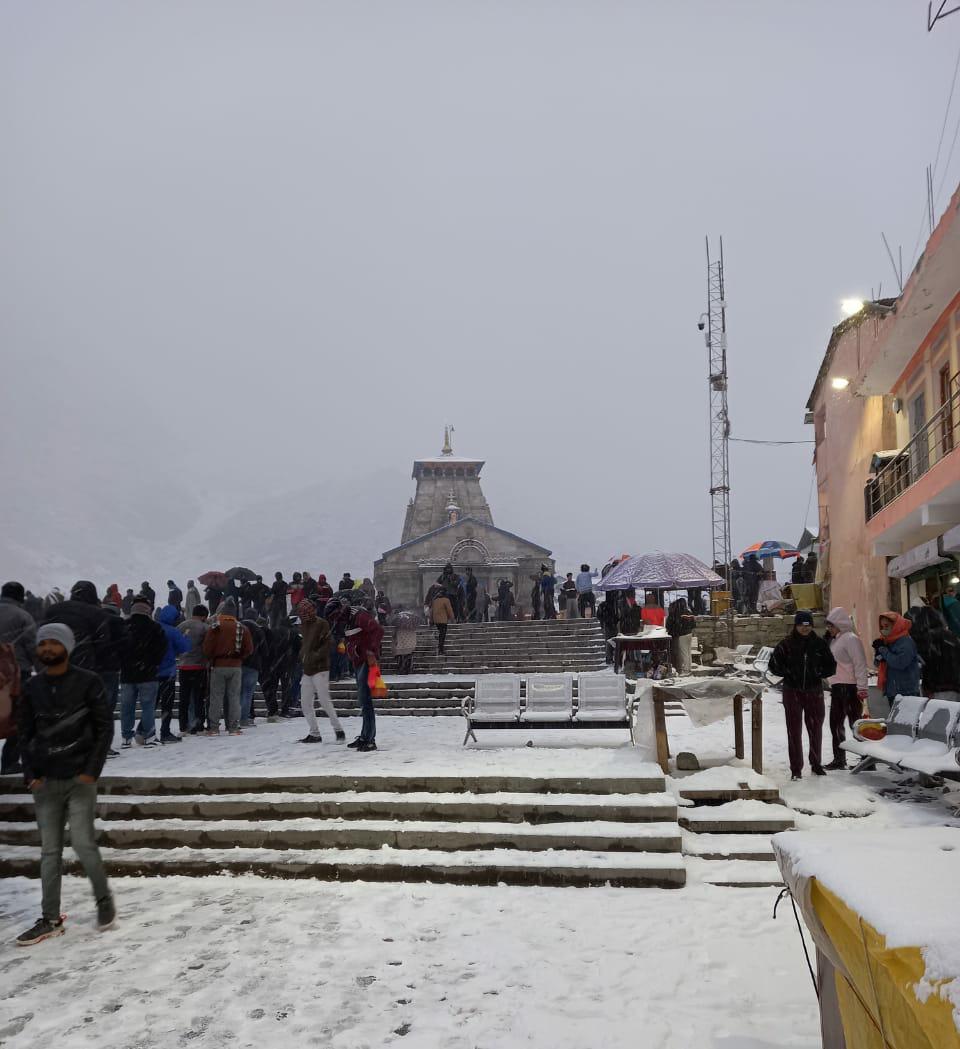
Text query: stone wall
694 613 827 649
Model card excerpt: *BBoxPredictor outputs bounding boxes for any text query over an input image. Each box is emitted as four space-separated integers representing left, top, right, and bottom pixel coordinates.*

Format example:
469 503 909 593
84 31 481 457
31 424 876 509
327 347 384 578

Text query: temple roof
376 516 551 563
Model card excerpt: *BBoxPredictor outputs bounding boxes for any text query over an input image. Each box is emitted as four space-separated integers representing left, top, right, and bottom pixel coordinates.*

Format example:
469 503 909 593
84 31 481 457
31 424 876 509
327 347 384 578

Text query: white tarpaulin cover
655 677 762 727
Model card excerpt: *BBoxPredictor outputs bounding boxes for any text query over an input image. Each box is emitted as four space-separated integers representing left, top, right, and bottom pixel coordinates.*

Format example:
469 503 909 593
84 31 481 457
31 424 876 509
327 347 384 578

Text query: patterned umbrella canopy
740 540 800 561
595 552 724 592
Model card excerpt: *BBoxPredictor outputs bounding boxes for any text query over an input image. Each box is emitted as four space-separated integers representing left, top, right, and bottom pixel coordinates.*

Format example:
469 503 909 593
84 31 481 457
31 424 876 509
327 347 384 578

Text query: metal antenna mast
705 237 733 624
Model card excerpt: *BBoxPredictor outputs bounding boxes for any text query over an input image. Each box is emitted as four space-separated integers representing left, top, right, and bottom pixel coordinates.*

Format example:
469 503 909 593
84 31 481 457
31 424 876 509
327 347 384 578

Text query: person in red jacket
640 592 666 628
338 602 383 752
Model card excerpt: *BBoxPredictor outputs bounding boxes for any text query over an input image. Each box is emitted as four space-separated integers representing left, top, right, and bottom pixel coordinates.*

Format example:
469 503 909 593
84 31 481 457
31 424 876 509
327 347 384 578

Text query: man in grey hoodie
824 607 869 770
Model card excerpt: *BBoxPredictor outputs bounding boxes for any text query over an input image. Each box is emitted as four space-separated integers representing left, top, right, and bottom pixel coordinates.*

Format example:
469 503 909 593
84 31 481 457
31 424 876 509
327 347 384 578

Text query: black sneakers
811 765 827 776
824 759 847 771
356 741 378 753
16 917 65 947
97 896 116 932
298 734 322 744
335 731 346 742
347 737 363 749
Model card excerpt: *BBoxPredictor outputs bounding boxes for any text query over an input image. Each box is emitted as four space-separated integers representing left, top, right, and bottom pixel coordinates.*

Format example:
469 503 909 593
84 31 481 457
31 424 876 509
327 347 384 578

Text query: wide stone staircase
380 619 607 675
0 769 687 889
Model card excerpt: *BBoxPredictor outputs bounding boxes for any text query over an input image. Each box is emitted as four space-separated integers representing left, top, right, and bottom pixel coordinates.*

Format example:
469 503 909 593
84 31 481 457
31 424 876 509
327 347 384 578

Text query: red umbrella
740 541 799 561
197 571 228 587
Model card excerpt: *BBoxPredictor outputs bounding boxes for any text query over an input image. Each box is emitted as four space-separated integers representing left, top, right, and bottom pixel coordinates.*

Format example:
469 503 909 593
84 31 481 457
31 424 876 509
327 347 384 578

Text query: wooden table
650 686 763 775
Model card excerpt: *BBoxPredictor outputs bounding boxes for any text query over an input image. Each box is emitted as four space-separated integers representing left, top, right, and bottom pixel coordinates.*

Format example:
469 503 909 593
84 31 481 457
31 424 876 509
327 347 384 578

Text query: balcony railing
864 372 959 521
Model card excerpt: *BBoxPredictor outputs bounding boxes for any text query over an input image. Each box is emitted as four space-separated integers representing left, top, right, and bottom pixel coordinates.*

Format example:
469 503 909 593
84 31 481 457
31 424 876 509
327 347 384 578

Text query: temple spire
441 425 454 456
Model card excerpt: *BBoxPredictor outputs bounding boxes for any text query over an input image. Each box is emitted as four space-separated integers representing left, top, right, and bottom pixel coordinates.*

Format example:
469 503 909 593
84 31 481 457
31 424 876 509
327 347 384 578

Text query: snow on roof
775 827 960 1030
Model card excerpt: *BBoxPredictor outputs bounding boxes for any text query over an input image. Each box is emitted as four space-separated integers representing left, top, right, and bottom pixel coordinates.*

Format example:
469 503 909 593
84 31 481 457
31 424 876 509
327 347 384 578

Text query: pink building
807 186 960 635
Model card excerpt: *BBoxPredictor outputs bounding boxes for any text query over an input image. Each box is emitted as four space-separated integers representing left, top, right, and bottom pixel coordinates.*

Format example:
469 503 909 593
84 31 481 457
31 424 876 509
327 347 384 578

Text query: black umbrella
225 567 258 582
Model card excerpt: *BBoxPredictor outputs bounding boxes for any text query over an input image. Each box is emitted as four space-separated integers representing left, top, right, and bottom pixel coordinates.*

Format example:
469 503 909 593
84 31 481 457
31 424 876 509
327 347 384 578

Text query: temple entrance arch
449 538 490 565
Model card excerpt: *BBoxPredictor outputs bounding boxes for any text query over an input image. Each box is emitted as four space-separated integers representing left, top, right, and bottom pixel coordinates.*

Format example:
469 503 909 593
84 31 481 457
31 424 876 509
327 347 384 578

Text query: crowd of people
769 595 960 781
0 571 392 775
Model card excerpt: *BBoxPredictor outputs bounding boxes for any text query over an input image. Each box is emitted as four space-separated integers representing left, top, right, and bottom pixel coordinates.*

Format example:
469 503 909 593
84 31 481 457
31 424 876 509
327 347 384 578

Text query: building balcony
863 373 960 555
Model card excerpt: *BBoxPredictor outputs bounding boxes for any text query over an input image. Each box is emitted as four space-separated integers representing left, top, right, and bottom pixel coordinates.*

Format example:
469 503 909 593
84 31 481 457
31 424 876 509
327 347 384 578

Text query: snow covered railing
842 695 960 780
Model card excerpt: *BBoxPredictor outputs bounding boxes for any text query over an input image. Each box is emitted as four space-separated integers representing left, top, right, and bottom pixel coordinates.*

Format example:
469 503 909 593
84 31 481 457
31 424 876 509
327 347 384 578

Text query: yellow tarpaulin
811 881 958 1049
774 830 960 1049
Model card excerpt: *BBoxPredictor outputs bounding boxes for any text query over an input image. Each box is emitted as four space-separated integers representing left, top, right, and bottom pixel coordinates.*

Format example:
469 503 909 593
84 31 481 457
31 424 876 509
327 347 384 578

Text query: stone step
0 789 677 824
684 856 783 887
0 817 682 854
681 831 776 862
678 800 795 835
0 771 668 797
0 843 686 887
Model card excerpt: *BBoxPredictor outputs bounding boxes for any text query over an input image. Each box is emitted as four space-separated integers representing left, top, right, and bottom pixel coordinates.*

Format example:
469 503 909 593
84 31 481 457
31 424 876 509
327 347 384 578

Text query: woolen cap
794 610 814 627
131 601 152 617
36 623 76 654
1 581 25 602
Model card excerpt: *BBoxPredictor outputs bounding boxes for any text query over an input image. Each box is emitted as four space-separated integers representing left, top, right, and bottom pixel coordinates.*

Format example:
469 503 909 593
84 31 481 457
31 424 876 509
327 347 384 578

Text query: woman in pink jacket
824 607 869 770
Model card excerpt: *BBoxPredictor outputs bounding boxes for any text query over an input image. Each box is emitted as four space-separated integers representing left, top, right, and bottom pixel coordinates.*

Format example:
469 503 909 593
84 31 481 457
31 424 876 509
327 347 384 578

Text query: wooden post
652 689 670 774
733 694 744 760
751 694 763 774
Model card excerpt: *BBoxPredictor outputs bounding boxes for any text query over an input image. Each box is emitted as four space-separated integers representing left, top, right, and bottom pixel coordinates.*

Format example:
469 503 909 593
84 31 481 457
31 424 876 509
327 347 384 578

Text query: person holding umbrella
198 572 228 615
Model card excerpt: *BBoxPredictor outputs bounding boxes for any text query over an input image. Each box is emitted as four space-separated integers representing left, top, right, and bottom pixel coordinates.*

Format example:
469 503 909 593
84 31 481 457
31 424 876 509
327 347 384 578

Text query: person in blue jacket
872 611 921 701
154 604 191 742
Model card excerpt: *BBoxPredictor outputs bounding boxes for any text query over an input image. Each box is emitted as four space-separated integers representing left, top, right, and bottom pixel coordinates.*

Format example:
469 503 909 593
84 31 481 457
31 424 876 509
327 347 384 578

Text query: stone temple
373 429 556 609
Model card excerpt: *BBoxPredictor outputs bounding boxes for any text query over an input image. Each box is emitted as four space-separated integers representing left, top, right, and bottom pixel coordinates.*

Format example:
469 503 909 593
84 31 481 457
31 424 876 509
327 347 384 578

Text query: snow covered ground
0 877 821 1049
2 690 959 1048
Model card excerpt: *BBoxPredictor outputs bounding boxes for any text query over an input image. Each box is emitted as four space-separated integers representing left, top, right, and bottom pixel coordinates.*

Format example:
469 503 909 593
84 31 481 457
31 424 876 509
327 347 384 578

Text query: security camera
697 321 705 331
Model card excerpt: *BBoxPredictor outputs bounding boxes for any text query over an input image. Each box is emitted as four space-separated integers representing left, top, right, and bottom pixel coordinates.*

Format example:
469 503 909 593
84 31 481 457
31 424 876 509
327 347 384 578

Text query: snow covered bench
841 696 960 780
462 673 635 745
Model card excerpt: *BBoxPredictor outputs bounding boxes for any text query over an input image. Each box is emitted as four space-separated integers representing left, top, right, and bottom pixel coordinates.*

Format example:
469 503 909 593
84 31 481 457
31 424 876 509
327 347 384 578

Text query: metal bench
461 673 635 745
841 695 932 773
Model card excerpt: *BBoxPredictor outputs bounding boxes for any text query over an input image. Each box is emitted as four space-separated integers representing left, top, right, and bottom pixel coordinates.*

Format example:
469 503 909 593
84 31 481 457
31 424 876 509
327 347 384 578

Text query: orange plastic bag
367 663 388 699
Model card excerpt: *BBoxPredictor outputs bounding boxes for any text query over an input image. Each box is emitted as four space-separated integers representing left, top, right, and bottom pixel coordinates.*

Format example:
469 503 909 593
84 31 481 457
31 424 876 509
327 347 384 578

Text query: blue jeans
120 681 158 741
240 667 259 722
356 662 376 742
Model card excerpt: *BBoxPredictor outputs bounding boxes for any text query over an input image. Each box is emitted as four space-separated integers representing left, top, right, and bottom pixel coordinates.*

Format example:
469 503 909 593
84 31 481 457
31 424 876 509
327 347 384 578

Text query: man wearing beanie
16 623 115 946
0 581 37 775
769 610 837 780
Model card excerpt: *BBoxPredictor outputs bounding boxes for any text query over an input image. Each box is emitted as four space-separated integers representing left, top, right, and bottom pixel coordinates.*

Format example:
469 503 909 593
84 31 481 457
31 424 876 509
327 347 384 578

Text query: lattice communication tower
705 237 732 588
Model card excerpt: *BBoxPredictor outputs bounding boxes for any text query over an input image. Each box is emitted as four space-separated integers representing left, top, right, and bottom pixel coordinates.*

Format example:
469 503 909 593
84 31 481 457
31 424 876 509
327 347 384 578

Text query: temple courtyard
1 697 958 1048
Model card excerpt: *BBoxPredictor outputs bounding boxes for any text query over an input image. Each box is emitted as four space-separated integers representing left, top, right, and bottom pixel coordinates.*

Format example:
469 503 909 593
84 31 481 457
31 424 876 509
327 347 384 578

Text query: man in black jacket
769 610 837 781
16 623 115 946
118 602 168 748
43 580 110 673
269 573 288 630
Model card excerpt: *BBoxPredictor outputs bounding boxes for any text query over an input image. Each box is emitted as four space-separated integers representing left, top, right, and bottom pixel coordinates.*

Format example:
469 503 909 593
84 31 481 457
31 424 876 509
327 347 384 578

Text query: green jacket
300 618 331 676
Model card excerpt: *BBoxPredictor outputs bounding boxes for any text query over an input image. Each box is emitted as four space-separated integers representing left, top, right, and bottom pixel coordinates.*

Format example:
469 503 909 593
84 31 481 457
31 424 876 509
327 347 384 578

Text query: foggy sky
3 2 958 589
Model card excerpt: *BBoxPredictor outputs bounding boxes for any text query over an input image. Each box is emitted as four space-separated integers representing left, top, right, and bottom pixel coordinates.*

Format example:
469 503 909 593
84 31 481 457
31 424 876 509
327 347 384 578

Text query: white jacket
826 607 868 690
